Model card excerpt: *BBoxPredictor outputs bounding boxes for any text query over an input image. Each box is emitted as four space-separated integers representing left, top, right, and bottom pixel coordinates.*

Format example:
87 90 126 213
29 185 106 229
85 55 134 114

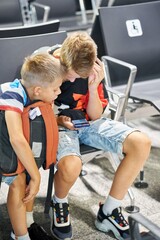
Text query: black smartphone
72 119 90 128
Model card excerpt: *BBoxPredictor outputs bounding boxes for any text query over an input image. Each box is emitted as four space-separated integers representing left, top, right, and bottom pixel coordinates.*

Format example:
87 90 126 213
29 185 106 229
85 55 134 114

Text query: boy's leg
54 155 82 198
24 199 53 240
7 173 29 238
81 118 151 202
50 155 82 240
108 131 151 200
95 131 151 239
81 118 151 239
10 185 53 240
50 129 82 239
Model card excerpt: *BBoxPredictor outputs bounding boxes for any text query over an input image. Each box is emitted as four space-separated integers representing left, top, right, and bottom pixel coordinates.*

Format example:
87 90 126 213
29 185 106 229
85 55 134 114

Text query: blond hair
60 32 97 78
21 53 65 88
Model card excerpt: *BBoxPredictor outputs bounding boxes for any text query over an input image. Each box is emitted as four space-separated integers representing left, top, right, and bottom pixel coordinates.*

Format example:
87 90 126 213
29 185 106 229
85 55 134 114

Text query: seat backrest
100 0 160 7
0 0 22 26
0 20 60 38
0 0 35 27
98 1 160 86
90 15 105 59
0 31 67 84
35 0 77 20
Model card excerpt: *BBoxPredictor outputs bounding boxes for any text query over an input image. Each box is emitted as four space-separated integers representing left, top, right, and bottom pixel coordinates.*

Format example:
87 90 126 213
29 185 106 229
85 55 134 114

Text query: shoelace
55 203 69 224
115 210 128 227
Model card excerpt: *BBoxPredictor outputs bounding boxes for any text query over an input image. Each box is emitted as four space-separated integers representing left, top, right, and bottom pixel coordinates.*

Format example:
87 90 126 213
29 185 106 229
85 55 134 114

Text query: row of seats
0 0 93 31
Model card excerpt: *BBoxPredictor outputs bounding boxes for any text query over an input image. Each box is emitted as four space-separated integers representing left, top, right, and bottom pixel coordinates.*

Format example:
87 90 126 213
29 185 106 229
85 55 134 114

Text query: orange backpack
0 101 58 176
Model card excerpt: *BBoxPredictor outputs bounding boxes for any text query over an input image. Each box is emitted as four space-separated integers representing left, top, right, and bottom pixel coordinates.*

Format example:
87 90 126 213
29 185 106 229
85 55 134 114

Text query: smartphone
72 119 90 128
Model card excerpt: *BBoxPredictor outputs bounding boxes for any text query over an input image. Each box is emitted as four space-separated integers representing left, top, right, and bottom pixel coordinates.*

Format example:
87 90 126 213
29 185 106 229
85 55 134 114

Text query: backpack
0 101 58 176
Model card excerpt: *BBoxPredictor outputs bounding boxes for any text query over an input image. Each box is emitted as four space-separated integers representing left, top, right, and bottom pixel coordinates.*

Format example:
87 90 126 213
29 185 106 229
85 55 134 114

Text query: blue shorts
2 175 17 185
57 117 139 162
2 172 30 186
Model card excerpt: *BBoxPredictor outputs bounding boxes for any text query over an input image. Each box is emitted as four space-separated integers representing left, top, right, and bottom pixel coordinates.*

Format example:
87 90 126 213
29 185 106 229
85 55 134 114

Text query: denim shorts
57 117 139 162
2 175 17 185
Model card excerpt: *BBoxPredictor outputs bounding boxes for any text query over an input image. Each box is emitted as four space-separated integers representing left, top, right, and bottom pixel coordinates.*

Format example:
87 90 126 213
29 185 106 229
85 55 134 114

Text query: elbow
88 113 102 121
87 110 103 120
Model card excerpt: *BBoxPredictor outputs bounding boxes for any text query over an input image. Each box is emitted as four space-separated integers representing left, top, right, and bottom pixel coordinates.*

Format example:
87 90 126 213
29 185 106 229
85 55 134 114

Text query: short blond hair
60 32 97 78
21 53 65 88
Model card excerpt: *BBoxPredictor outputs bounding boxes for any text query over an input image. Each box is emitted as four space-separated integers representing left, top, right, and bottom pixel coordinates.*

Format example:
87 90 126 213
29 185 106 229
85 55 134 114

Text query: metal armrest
102 55 137 122
78 0 87 24
105 86 126 121
128 213 160 240
31 2 50 22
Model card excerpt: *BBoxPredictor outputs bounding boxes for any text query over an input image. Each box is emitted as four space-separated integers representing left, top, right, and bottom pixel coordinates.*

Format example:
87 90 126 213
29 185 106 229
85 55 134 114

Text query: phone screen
72 119 90 128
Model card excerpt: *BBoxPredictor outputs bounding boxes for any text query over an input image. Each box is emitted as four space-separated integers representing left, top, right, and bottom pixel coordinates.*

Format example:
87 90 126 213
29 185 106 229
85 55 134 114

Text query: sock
53 194 68 204
102 195 121 215
16 232 30 240
26 211 34 228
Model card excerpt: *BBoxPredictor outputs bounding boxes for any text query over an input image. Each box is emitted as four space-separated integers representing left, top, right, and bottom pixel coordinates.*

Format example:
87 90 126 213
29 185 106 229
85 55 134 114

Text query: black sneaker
10 222 53 240
95 203 130 240
49 201 72 240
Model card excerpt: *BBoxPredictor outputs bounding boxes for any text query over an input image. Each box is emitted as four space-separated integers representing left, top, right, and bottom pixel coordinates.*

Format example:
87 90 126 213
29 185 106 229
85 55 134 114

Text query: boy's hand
88 58 104 91
57 115 75 130
23 174 41 203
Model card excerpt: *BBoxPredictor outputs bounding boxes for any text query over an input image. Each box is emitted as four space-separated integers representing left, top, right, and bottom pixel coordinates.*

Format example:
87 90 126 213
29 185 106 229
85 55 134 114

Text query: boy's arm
86 58 105 120
5 110 41 203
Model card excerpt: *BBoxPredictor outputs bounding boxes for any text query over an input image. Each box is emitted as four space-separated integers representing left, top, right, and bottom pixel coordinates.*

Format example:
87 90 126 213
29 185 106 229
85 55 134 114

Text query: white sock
26 211 34 228
102 195 121 215
53 194 68 204
16 232 31 240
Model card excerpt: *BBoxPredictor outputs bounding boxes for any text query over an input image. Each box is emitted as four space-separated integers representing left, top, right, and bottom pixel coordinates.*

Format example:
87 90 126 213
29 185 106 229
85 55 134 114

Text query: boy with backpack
0 53 65 240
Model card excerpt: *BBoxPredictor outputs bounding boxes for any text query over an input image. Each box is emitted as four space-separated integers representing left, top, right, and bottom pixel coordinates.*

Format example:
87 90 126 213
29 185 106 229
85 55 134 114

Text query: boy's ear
34 86 42 96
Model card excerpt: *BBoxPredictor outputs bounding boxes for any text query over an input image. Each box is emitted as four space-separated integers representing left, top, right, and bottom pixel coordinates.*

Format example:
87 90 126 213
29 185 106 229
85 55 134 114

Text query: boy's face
36 78 62 103
65 68 94 82
65 69 81 82
64 58 100 83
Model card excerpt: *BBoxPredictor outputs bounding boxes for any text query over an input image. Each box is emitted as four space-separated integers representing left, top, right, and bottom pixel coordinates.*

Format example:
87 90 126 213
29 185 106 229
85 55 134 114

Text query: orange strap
5 102 58 176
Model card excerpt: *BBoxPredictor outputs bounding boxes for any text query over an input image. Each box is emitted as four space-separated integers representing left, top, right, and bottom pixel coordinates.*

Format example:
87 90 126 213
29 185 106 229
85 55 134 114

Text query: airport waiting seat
35 0 92 31
91 0 160 20
0 0 35 27
91 1 160 188
97 1 160 114
0 20 60 38
0 0 50 28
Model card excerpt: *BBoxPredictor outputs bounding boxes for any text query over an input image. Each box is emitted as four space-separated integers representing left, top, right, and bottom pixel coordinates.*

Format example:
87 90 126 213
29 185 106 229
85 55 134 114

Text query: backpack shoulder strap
22 101 58 169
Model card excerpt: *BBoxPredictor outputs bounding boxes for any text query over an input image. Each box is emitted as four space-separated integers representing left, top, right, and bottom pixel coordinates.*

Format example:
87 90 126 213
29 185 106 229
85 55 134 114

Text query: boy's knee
135 132 151 152
58 155 82 180
125 131 151 156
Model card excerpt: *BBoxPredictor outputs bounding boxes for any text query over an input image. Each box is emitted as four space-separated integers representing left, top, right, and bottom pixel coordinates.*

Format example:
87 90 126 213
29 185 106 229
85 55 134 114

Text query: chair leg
0 173 2 188
134 169 148 189
125 188 140 213
44 164 54 214
80 167 88 176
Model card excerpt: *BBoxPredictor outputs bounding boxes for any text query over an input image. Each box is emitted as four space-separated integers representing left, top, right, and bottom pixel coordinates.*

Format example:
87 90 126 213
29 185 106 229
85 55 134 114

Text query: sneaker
95 203 130 240
49 201 72 240
10 222 53 240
